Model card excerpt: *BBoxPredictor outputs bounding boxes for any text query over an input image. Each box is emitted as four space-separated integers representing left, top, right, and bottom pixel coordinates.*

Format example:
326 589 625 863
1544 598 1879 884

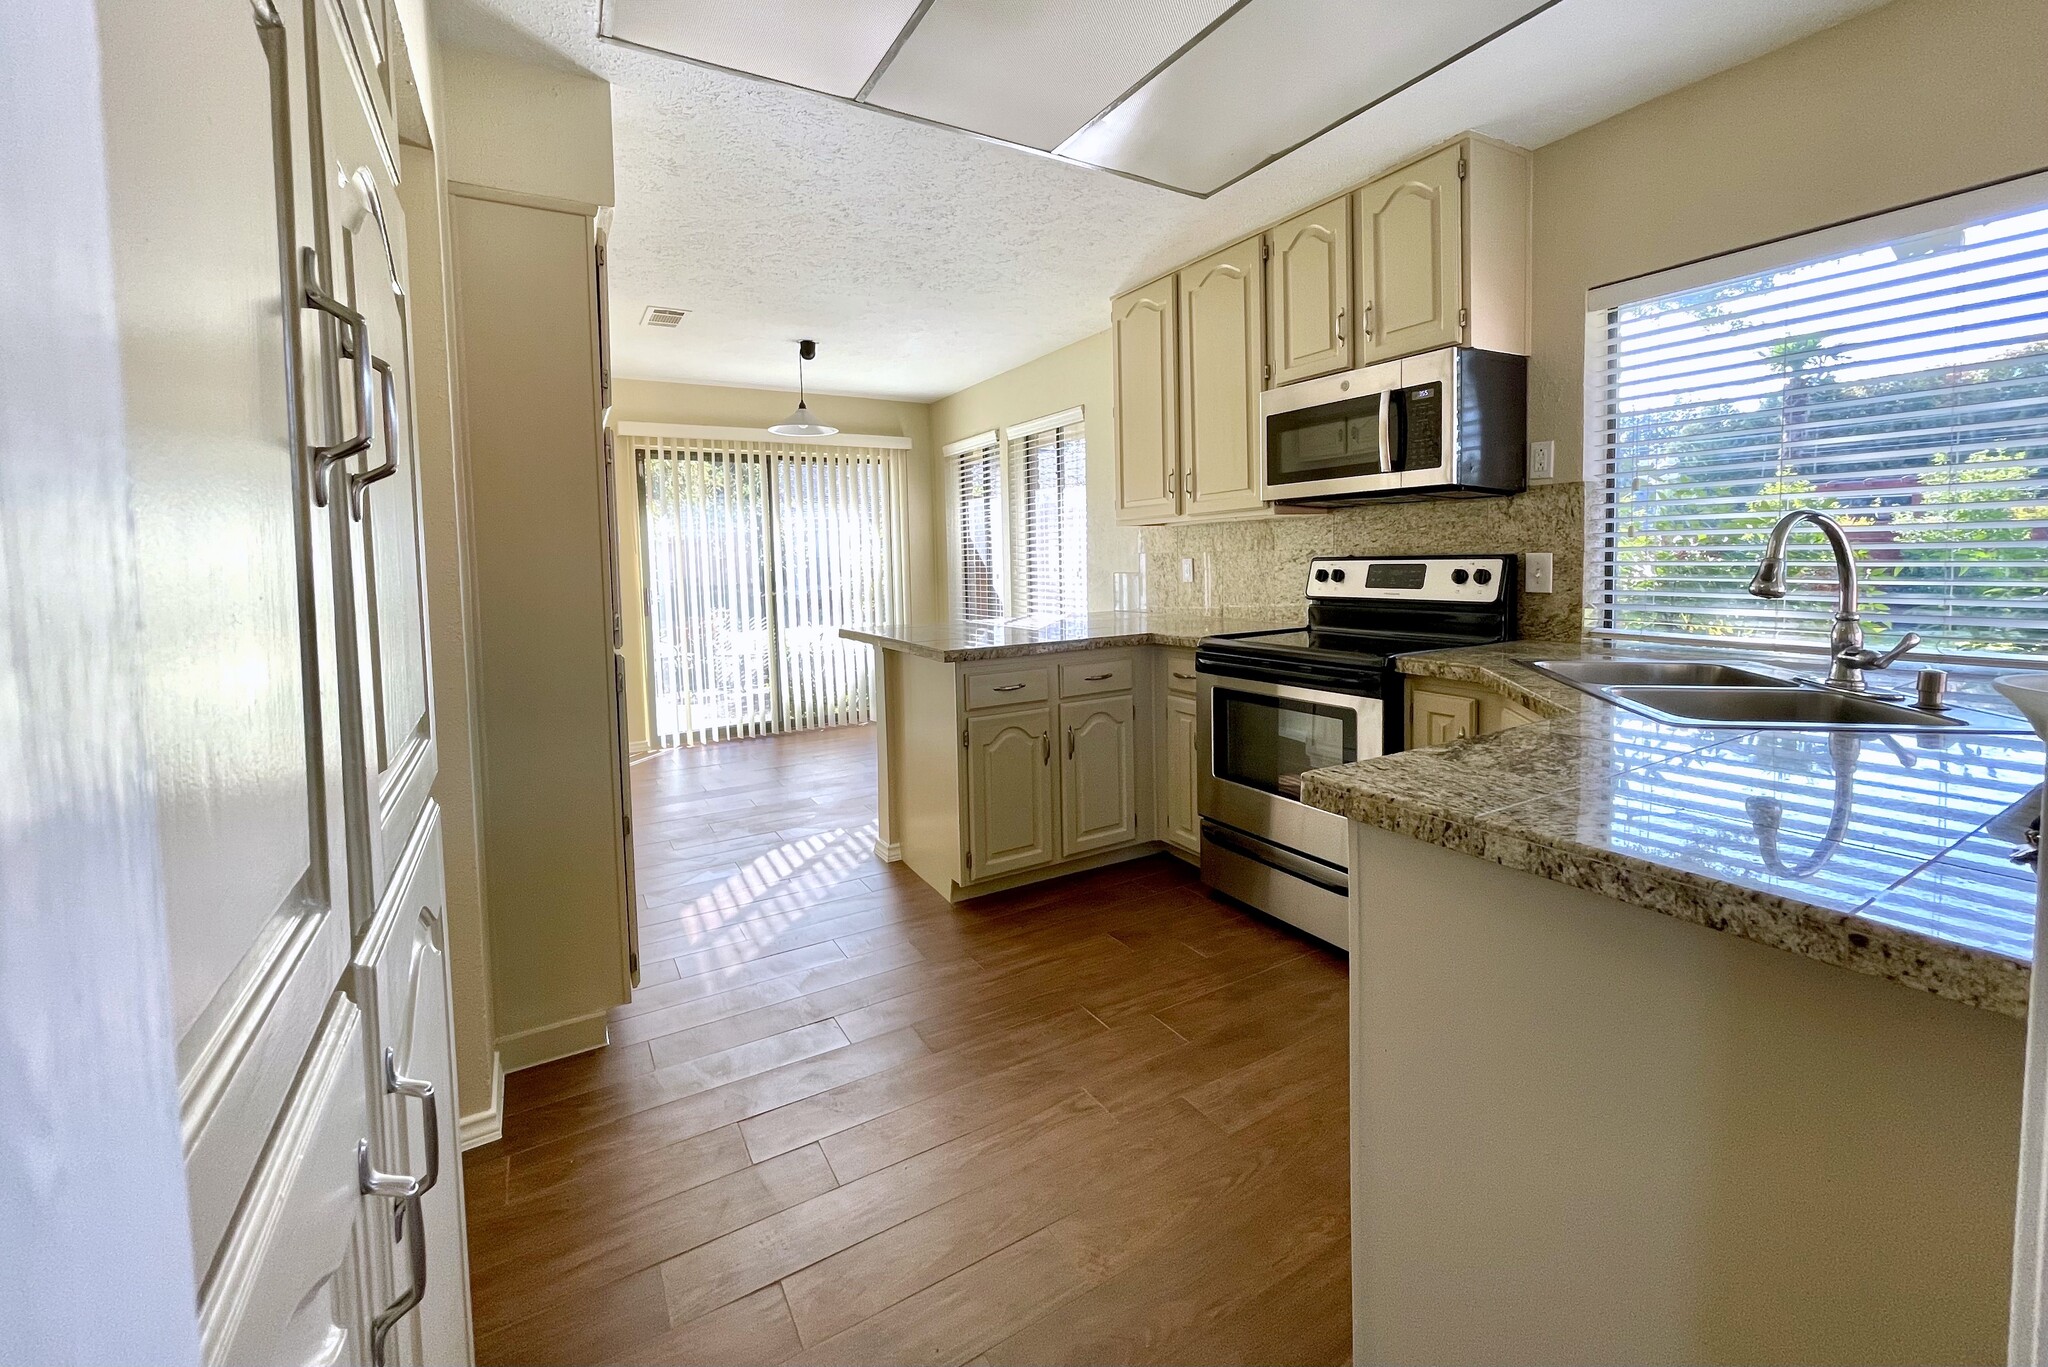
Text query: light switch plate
1180 557 1195 583
1529 440 1556 481
1526 552 1555 593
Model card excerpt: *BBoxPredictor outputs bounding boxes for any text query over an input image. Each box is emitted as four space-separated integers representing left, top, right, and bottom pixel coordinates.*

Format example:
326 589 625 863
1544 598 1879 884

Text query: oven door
1258 362 1403 501
1197 672 1381 869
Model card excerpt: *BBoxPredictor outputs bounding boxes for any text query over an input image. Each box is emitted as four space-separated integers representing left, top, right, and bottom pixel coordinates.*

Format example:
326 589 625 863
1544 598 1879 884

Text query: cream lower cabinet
1061 695 1139 856
965 706 1058 881
883 650 1162 900
1407 676 1544 748
1160 692 1200 856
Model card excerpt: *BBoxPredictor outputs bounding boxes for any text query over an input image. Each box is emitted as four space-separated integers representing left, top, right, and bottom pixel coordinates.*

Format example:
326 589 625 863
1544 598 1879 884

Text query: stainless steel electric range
1194 555 1518 948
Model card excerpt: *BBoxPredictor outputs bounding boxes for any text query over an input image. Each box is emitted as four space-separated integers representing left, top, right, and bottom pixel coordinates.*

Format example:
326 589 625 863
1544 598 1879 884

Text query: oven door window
1265 391 1384 487
1215 689 1358 800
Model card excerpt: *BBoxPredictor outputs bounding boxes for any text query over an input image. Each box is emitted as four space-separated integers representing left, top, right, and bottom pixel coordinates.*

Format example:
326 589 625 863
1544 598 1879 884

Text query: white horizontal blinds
770 443 904 733
1595 200 2048 657
1008 415 1087 620
637 434 905 746
949 436 1004 619
637 435 774 746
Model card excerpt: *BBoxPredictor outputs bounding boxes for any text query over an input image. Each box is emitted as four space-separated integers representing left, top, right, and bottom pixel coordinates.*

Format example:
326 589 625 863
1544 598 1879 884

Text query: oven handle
1194 661 1382 704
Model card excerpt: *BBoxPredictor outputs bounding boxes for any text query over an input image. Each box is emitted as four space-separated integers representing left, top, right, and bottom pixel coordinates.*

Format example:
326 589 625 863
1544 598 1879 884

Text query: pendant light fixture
769 338 838 437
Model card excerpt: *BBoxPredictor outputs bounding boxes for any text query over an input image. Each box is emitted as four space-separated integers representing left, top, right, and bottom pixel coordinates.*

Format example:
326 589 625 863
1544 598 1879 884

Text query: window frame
943 407 1087 622
1584 169 2048 662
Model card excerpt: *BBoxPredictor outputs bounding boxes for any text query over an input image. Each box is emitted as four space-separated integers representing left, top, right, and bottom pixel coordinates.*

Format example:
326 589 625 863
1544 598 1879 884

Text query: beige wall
609 378 938 749
1530 0 2048 483
441 46 615 208
928 330 1142 615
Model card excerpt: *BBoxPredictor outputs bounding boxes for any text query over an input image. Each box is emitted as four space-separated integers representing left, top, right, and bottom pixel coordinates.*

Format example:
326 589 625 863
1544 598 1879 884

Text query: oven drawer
1059 656 1133 697
965 665 1050 710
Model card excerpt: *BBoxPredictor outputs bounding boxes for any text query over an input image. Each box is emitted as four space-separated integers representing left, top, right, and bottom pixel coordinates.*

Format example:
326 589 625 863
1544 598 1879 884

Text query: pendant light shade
769 339 838 437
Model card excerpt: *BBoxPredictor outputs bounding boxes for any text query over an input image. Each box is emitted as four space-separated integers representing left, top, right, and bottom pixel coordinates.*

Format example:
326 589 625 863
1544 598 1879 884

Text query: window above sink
1586 174 2048 664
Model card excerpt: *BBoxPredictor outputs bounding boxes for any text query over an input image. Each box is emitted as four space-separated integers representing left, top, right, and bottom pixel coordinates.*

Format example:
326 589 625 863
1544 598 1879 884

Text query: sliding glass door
635 433 906 746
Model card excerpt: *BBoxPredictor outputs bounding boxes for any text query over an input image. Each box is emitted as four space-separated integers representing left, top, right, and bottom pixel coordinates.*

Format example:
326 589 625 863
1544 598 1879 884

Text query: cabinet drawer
1060 657 1133 697
965 666 1051 710
1161 650 1198 695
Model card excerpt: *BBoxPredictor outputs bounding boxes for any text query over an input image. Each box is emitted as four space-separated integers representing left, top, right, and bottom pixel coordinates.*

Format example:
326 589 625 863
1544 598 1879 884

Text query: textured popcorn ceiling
440 0 1886 402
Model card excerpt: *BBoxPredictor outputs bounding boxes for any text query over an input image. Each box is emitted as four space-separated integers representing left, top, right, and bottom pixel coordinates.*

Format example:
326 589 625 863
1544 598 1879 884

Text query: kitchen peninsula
844 611 1296 901
1302 638 2043 1366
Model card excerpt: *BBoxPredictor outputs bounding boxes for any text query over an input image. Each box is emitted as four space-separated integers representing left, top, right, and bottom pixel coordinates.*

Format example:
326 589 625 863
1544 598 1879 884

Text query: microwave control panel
1399 384 1444 472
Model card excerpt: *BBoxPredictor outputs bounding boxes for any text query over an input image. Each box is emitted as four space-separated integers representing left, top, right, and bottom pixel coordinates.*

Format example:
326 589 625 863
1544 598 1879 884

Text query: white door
1267 196 1352 385
97 0 363 1295
1161 692 1200 854
1111 275 1180 521
1355 144 1466 363
965 707 1056 881
1178 237 1266 517
1061 695 1139 856
314 0 437 917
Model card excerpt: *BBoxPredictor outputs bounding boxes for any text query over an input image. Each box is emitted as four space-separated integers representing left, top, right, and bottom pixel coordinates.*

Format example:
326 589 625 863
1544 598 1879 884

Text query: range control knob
1450 569 1469 585
1474 567 1494 585
1313 568 1330 582
1328 568 1346 583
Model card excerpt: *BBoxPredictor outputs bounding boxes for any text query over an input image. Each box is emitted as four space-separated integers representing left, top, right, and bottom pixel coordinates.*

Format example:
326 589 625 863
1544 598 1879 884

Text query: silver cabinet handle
358 1139 420 1201
1083 672 1113 682
383 1047 439 1195
1173 672 1196 681
991 682 1026 692
348 356 401 520
1360 300 1374 339
302 246 373 508
1041 733 1050 765
369 1191 425 1367
1335 306 1346 346
1066 726 1075 759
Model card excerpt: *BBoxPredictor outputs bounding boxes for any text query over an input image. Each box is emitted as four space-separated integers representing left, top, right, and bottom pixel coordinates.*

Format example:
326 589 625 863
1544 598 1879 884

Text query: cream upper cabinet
1355 137 1531 364
1160 691 1199 855
1355 144 1465 363
1112 274 1180 523
1178 236 1266 518
1061 694 1139 856
1267 196 1352 385
965 706 1056 881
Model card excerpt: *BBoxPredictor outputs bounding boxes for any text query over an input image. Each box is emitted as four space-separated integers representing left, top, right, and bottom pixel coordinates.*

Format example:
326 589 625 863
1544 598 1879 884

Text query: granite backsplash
1135 480 1586 640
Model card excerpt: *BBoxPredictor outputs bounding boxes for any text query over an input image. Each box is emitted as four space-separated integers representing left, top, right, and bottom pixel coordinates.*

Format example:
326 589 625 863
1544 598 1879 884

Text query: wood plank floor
463 724 1351 1366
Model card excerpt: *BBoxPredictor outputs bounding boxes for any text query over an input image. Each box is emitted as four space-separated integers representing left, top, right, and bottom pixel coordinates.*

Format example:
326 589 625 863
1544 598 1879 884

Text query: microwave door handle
1374 390 1393 476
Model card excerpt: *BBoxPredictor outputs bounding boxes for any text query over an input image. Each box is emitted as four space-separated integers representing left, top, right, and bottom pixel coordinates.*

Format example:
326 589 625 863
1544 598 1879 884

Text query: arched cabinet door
310 0 436 920
1178 236 1266 518
1354 143 1466 365
1267 196 1352 385
964 707 1056 881
1111 275 1180 521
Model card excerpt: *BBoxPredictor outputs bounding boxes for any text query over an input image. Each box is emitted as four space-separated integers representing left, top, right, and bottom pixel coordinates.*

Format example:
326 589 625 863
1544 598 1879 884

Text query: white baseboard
873 838 903 862
457 1052 504 1151
496 1010 611 1074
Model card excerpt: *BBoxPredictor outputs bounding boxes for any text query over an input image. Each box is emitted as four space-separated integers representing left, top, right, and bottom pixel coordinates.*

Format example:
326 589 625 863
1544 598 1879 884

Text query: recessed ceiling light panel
1057 0 1558 194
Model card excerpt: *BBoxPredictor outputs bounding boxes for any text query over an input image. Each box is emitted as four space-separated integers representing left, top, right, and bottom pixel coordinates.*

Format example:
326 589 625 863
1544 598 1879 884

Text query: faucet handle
1839 631 1922 671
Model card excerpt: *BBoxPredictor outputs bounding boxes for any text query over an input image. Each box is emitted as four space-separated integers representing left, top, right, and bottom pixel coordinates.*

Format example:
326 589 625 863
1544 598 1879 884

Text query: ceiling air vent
641 305 690 328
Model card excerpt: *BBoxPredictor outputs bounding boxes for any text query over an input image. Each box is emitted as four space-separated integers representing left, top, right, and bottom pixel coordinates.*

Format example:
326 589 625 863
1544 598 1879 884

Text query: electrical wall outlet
1526 552 1555 593
1180 557 1195 583
1529 440 1556 481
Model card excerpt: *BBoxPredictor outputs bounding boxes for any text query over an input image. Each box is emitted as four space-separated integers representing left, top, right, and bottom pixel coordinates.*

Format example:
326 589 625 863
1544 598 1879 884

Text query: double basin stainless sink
1525 657 2031 733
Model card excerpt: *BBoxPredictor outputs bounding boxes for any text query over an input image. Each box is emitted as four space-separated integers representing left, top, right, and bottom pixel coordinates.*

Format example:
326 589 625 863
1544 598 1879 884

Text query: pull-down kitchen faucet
1747 509 1920 692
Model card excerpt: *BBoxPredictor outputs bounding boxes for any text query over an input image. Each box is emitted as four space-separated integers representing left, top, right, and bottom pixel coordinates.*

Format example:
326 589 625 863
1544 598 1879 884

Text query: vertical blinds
637 434 906 746
1007 417 1088 620
1594 199 2048 658
948 435 1004 620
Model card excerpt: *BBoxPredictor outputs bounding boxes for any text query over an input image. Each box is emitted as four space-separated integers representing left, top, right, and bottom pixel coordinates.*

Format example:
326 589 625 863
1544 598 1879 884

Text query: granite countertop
841 610 1303 663
1299 639 2046 1017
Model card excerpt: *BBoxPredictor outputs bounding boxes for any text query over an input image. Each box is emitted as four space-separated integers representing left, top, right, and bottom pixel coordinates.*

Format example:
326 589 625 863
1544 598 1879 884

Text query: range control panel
1305 556 1510 604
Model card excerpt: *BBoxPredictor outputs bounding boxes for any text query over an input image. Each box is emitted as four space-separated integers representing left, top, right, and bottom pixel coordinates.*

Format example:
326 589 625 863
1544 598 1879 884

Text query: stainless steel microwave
1256 345 1527 503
